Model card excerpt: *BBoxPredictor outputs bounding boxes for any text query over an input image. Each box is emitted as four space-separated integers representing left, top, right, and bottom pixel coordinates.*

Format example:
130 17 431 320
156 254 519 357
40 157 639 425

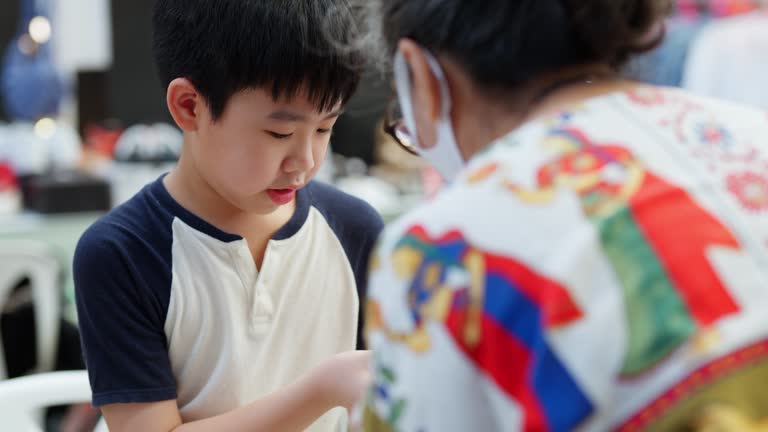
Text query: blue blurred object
625 18 711 87
0 0 63 121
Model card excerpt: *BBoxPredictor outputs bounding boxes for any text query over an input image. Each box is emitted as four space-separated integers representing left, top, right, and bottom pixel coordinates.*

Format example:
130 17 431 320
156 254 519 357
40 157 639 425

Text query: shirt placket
229 241 275 333
251 242 277 331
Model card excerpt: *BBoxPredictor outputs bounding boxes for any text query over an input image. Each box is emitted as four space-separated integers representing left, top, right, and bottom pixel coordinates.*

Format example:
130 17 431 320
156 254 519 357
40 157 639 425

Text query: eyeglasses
383 94 419 156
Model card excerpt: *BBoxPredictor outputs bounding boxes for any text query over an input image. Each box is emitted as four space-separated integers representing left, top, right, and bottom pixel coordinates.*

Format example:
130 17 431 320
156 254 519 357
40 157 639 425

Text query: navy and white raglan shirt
74 177 384 431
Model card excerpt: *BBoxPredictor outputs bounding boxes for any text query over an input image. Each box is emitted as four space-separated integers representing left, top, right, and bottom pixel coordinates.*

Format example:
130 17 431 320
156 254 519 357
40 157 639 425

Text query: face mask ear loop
423 53 453 119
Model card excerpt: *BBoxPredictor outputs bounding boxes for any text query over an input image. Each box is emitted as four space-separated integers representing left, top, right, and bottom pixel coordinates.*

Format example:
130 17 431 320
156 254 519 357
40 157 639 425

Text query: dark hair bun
567 0 671 66
377 0 671 92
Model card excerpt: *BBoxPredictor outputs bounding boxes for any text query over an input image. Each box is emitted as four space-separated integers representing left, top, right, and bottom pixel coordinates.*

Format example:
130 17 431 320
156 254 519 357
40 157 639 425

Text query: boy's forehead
239 86 344 117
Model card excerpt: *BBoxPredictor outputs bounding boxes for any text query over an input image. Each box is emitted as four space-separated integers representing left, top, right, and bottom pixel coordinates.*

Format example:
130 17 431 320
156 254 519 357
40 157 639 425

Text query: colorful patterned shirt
363 87 768 431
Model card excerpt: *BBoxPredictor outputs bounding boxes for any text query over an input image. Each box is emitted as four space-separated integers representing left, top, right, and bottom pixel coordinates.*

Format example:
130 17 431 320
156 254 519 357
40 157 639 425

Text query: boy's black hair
153 0 365 120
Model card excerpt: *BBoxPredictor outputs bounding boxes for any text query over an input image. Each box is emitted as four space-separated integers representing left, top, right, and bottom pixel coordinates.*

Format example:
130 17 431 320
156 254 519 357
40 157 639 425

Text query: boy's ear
167 78 203 132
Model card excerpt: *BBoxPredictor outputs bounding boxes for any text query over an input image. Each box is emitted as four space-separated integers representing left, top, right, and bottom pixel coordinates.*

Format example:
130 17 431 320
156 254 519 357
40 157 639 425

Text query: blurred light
28 16 52 44
34 118 57 139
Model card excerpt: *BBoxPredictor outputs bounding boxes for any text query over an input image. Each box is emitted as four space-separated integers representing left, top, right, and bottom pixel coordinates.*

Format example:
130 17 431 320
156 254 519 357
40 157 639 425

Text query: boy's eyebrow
267 109 345 122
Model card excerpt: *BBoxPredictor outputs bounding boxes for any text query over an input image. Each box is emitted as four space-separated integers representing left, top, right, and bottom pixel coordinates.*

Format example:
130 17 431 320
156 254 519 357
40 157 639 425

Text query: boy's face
191 88 342 214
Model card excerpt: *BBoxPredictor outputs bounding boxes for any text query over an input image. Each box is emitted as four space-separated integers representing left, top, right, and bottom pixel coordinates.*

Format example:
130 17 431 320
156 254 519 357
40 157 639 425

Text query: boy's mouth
266 187 298 205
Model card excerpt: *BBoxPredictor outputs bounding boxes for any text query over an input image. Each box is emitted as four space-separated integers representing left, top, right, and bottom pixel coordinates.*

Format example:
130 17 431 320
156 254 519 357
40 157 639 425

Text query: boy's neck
164 153 295 244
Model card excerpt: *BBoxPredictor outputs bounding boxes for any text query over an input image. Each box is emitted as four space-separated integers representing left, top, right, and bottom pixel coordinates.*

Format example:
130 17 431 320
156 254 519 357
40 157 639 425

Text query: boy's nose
283 143 315 174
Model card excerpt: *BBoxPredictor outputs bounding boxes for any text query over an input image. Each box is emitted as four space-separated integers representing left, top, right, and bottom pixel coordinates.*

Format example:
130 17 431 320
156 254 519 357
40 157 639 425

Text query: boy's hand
101 352 373 432
312 351 372 412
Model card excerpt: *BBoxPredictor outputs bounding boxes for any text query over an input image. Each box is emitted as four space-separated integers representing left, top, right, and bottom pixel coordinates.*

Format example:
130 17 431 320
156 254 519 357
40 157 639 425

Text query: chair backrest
0 240 62 378
0 370 92 432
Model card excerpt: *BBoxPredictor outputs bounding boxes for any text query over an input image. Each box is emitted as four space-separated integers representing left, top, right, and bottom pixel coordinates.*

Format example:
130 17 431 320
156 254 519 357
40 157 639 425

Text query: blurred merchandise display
113 123 182 164
0 162 21 214
0 120 81 176
82 121 123 159
108 123 181 206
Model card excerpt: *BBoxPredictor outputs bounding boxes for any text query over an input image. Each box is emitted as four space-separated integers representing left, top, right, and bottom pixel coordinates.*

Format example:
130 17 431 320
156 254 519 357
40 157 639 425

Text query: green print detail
598 207 696 376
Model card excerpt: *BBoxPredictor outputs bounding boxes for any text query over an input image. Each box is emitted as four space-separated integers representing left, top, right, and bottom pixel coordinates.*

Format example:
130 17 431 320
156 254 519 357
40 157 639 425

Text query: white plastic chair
0 240 61 378
0 370 92 432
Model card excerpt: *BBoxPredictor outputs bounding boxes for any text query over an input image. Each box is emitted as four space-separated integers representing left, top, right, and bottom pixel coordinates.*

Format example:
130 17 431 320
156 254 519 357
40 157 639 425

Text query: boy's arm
74 228 178 408
102 351 371 432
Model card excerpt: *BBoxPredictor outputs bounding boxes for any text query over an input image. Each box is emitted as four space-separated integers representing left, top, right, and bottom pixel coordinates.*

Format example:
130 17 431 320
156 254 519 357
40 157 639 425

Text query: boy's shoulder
77 180 172 255
303 181 384 349
304 180 384 236
74 179 174 297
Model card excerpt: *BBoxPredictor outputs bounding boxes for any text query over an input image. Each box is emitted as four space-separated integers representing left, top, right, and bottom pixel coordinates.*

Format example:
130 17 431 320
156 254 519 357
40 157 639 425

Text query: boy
73 1 383 431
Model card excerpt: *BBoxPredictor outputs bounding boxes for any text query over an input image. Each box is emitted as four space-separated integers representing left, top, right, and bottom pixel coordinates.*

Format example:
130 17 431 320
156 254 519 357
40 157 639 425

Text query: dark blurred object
18 171 110 214
108 0 171 126
0 0 19 121
332 70 389 165
76 70 111 138
1 278 97 432
1 289 85 378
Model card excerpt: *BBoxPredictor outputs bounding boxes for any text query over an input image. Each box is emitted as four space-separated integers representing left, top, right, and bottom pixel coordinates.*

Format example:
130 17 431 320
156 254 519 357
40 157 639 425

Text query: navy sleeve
347 203 384 349
74 222 177 406
306 181 385 349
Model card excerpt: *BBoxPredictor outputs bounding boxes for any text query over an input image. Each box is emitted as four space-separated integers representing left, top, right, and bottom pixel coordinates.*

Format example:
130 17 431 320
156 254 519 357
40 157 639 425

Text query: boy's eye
317 128 332 135
267 131 293 140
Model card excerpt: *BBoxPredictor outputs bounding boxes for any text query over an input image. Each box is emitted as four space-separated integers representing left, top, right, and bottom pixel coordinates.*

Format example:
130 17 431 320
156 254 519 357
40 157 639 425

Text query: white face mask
394 50 465 183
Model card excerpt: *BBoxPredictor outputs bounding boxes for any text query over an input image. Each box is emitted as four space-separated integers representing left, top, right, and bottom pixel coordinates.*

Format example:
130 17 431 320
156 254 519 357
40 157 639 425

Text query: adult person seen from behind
360 1 768 430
